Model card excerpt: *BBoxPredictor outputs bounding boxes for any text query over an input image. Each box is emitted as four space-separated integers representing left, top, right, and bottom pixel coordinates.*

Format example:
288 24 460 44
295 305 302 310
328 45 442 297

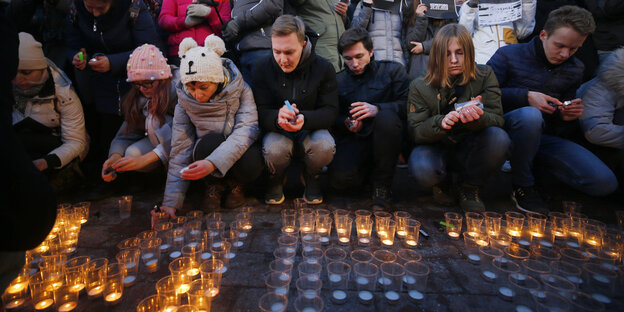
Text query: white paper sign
478 0 522 27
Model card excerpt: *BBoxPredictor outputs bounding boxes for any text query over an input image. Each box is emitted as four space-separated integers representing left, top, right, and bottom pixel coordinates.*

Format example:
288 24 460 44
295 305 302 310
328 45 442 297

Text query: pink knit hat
126 44 172 82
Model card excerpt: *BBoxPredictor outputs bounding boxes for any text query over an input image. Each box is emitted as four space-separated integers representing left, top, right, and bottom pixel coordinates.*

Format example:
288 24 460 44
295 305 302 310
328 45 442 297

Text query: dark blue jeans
408 127 511 188
504 106 618 196
239 49 272 89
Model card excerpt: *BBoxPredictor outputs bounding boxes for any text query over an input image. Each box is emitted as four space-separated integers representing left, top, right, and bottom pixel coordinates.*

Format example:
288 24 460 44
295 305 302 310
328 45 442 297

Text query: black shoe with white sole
511 185 549 215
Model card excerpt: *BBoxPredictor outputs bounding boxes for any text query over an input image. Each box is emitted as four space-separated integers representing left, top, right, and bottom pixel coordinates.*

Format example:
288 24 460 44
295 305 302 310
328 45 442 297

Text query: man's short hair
544 5 596 37
272 15 306 42
338 28 373 54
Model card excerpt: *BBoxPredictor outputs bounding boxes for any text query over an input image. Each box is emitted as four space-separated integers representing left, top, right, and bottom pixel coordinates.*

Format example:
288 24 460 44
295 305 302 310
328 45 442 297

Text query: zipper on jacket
100 32 110 52
93 19 97 32
261 28 266 36
117 79 122 115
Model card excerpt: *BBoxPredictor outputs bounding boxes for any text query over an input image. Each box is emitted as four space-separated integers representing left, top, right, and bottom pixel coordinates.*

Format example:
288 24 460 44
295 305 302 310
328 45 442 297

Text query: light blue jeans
262 130 336 176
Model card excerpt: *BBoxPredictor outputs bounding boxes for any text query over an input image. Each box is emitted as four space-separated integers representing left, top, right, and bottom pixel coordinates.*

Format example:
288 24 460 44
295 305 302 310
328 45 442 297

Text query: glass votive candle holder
380 262 404 304
404 261 429 303
464 233 487 263
379 219 397 247
327 261 351 304
211 241 232 273
491 258 521 301
540 274 576 299
116 248 139 287
397 249 423 265
117 237 141 251
488 232 512 250
199 260 223 296
444 212 462 239
505 244 530 263
293 295 324 312
65 256 90 293
270 258 294 277
2 273 28 310
258 292 288 312
393 211 412 238
227 222 245 249
139 237 162 273
298 261 322 280
531 290 570 312
583 263 617 296
548 212 568 240
508 272 541 306
182 243 202 266
526 212 546 238
156 275 182 308
277 234 298 254
560 248 590 268
550 261 583 287
85 258 107 298
235 212 253 232
169 257 193 295
172 216 188 228
332 209 350 225
137 294 168 312
187 279 214 311
374 211 392 230
301 233 321 252
299 214 315 236
324 247 347 264
39 255 66 292
521 258 551 280
155 222 173 253
273 246 296 265
103 263 124 305
531 245 561 263
137 230 158 243
465 212 484 236
568 291 606 312
72 201 90 224
281 209 297 234
302 247 323 265
184 221 203 243
206 220 225 241
265 272 291 297
583 225 604 249
118 195 132 219
355 209 372 220
350 249 373 265
152 211 170 228
53 286 79 311
295 275 322 300
355 216 373 246
315 215 332 245
170 227 186 257
403 218 421 248
353 262 377 304
478 246 504 282
505 211 525 238
484 211 502 236
29 274 54 311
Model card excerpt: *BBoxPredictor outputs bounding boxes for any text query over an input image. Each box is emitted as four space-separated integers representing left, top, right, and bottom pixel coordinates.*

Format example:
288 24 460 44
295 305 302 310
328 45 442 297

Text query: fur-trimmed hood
598 48 624 98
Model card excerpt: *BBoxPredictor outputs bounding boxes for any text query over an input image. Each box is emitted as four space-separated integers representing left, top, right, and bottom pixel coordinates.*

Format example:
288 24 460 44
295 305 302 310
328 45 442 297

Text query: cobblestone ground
49 168 623 311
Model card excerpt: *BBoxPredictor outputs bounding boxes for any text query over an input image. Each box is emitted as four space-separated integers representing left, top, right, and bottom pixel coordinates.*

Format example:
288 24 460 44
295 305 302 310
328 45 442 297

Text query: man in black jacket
329 28 408 209
252 15 338 205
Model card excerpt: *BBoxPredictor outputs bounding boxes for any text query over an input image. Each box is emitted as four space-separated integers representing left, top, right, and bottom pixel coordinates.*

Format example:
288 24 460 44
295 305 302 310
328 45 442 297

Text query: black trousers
193 132 264 184
328 109 403 189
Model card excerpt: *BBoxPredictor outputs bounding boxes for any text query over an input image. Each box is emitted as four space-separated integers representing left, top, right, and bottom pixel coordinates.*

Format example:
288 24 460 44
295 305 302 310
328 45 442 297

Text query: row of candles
445 209 624 311
257 206 431 311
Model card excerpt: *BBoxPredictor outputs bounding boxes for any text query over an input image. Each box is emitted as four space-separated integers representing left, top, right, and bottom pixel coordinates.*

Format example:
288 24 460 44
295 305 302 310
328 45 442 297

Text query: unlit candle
332 290 347 301
271 302 285 312
358 290 373 303
409 289 424 301
329 274 342 283
385 290 400 302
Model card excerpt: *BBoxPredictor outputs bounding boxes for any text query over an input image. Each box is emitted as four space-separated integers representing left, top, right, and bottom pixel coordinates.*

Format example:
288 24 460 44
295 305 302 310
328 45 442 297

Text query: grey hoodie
580 48 624 149
163 59 260 209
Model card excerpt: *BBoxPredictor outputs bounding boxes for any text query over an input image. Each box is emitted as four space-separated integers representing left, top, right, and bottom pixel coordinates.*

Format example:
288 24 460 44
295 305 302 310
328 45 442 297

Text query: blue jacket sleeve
487 48 529 113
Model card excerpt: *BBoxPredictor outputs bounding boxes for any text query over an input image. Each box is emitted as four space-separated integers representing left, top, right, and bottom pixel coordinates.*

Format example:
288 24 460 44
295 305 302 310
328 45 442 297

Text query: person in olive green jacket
407 24 510 212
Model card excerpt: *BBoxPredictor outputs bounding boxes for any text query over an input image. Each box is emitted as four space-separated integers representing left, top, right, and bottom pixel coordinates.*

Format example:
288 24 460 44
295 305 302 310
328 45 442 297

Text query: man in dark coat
329 27 408 210
252 15 338 205
487 6 617 213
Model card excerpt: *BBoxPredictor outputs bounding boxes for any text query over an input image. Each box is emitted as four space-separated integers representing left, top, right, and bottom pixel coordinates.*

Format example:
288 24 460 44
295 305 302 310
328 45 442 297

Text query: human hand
278 103 303 132
187 4 212 17
410 41 424 54
278 112 304 132
416 3 428 16
457 97 484 123
560 98 584 121
349 102 378 120
222 18 240 43
88 55 110 73
72 48 87 70
151 206 176 229
185 15 203 27
102 154 121 182
528 91 559 114
441 111 461 130
180 160 215 180
334 2 348 16
112 155 147 172
33 159 48 171
345 118 363 133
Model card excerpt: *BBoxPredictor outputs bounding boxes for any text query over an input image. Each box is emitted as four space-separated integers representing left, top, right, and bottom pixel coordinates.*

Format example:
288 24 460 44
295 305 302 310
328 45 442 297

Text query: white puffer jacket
459 0 536 64
352 1 407 66
12 59 89 168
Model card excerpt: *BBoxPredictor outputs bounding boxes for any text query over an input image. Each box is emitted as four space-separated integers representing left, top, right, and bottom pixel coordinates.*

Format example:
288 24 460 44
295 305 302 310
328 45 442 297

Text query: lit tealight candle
530 231 543 238
301 226 312 232
242 224 252 230
34 298 54 310
176 284 190 294
206 287 219 297
317 228 328 234
338 237 350 244
187 268 200 277
382 239 393 246
586 239 599 246
69 283 85 292
164 306 178 312
397 230 407 237
284 227 295 233
508 229 521 237
467 231 478 237
384 290 400 302
4 299 24 309
7 282 27 294
378 230 387 237
57 301 77 312
359 237 370 244
553 230 564 237
405 239 417 247
447 232 460 238
104 292 122 304
476 240 488 247
358 229 369 235
88 285 103 297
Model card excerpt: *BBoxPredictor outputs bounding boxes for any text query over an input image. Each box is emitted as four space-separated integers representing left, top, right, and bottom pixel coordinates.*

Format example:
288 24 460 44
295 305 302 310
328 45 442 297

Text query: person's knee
305 132 336 167
408 148 444 188
262 133 293 172
484 127 512 160
505 107 544 132
374 110 402 135
124 145 144 157
583 169 619 196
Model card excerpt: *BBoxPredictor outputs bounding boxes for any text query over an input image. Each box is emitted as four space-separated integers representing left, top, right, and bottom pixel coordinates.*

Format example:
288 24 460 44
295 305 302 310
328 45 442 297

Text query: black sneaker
302 172 323 204
371 185 392 210
511 185 549 214
265 174 285 205
457 183 485 212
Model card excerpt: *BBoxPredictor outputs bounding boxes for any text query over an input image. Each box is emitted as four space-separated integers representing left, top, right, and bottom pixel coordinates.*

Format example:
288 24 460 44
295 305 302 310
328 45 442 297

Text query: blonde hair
424 24 478 89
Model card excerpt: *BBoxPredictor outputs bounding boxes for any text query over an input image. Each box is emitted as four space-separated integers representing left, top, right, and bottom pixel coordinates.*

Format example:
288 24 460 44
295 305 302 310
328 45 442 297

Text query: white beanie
178 35 226 85
18 32 47 70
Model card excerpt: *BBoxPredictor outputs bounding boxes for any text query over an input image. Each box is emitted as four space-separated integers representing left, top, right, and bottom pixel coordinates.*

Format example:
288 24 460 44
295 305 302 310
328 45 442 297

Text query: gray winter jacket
580 49 624 149
352 1 406 66
402 16 454 80
108 67 179 165
12 59 89 169
163 59 260 209
230 0 283 51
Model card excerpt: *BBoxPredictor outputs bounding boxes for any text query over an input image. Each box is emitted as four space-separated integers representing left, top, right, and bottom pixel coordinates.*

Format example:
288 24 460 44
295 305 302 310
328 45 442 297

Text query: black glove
222 18 240 44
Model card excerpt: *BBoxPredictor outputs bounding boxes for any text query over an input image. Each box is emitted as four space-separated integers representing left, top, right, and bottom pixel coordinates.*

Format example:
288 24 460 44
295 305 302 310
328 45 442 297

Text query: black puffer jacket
585 0 624 52
229 0 283 51
252 40 339 133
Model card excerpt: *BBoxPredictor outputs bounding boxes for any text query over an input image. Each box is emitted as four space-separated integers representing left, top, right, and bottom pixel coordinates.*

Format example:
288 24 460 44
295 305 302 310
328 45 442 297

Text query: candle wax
125 262 136 269
447 231 460 238
359 238 370 244
409 289 424 301
34 299 54 310
271 302 285 312
284 227 294 233
142 252 154 260
177 284 190 294
358 290 373 302
4 299 24 309
170 251 182 258
385 291 400 302
124 275 136 285
515 305 532 312
508 230 521 237
329 274 342 283
567 276 582 284
188 268 200 276
206 287 219 297
356 276 369 285
530 231 543 238
482 270 496 281
382 239 393 246
105 292 122 303
567 241 580 248
592 293 611 304
468 254 481 262
279 274 290 281
301 308 316 312
498 287 514 300
275 287 287 295
201 252 211 260
320 237 330 243
57 302 77 312
358 229 369 235
88 286 103 296
397 230 407 237
553 231 564 237
405 240 417 246
332 290 347 301
403 275 416 284
70 283 85 292
317 228 327 234
226 252 236 259
378 277 391 286
302 290 316 299
338 237 349 243
234 241 243 248
592 274 610 284
239 232 248 238
160 244 170 251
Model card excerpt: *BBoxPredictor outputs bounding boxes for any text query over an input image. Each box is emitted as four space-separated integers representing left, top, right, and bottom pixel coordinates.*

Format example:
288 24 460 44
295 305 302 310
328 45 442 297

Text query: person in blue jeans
487 6 618 213
407 24 510 212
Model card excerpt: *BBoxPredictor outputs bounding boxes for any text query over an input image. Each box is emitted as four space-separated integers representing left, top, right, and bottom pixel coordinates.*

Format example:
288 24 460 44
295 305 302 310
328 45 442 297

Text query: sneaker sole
303 197 323 205
511 193 535 214
265 194 285 205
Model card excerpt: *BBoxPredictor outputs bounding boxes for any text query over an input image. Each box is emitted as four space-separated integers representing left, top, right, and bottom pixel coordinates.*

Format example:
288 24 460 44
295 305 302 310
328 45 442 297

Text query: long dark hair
121 78 173 133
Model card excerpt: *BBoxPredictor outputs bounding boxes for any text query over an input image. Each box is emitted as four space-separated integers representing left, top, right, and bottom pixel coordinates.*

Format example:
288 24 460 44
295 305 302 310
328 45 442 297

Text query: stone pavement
54 168 623 311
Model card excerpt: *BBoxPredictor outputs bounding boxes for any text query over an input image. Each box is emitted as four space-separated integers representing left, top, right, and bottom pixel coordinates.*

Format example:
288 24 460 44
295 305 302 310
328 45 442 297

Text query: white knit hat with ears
178 35 226 85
